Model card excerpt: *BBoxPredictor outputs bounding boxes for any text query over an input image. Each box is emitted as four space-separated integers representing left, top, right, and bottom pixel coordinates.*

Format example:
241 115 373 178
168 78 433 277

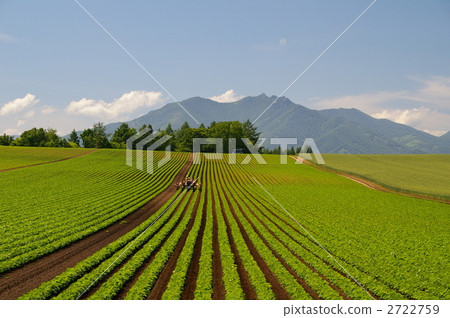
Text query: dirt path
147 193 201 300
0 154 193 300
0 149 98 173
114 193 190 300
181 189 208 299
218 194 258 300
211 195 226 299
290 156 450 204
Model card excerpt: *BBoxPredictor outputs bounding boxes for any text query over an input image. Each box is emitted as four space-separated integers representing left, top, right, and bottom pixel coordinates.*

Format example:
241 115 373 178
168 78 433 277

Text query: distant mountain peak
101 94 450 154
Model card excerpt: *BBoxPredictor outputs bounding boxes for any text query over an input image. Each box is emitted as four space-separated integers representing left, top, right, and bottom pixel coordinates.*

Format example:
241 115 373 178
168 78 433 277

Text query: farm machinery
175 177 202 192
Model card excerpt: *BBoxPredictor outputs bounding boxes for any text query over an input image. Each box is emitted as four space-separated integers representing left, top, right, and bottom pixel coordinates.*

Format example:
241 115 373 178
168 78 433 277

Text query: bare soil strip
211 196 226 300
231 182 350 300
245 205 350 299
147 193 201 300
0 154 192 300
233 204 320 299
115 193 190 300
290 156 450 204
217 183 290 300
81 192 187 300
181 189 208 299
0 149 98 173
218 194 258 300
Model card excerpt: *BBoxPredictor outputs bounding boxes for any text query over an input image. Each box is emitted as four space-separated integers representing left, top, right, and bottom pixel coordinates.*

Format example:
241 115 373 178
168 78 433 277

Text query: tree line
0 120 261 153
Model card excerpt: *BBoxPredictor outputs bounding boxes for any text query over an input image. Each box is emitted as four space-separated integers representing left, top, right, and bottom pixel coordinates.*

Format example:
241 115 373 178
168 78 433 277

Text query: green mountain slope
103 94 449 154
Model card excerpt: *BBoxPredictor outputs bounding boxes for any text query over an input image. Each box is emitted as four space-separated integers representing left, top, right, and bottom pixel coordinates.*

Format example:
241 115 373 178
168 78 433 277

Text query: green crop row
87 192 193 300
20 191 185 300
193 167 214 300
213 167 275 299
229 154 449 299
0 150 188 273
124 192 199 300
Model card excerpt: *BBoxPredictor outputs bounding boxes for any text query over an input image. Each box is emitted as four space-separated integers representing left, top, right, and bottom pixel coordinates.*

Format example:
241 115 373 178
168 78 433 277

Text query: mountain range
104 94 450 154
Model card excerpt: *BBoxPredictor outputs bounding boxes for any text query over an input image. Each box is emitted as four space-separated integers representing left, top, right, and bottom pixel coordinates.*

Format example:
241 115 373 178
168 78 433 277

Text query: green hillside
322 154 450 199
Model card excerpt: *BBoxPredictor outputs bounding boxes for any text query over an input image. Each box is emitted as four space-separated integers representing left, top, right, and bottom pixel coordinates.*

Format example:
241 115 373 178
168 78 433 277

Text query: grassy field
321 154 450 199
0 146 90 170
7 150 448 300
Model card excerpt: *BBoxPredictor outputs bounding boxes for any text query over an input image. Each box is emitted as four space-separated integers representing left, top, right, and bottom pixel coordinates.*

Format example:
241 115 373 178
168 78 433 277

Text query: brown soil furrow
81 192 187 300
229 202 320 299
231 168 385 299
181 189 208 299
147 192 201 300
211 194 226 300
258 211 382 299
114 193 191 300
219 194 290 300
227 172 351 299
0 154 192 300
241 200 350 299
0 149 98 173
217 194 257 300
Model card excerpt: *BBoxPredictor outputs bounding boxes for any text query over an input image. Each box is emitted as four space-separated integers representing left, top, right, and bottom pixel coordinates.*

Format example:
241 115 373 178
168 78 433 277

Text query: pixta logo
126 128 172 174
193 137 325 165
126 130 324 173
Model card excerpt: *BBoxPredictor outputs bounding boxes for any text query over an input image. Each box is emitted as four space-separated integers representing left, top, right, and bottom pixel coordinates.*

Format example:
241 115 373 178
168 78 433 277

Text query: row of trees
1 120 261 153
0 128 75 147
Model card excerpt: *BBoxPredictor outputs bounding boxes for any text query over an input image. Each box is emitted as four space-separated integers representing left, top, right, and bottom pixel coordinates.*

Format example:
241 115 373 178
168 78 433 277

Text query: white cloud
310 91 410 112
0 94 39 116
280 37 287 47
0 33 18 43
423 129 447 137
17 119 26 127
209 89 245 103
24 110 35 118
416 76 450 102
309 76 450 134
372 107 431 126
41 106 56 115
66 91 164 119
3 128 20 135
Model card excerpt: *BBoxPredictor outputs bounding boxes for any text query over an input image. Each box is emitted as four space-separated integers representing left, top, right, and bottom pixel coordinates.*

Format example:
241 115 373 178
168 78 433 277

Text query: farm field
1 148 448 300
0 149 190 276
321 154 450 199
0 146 92 170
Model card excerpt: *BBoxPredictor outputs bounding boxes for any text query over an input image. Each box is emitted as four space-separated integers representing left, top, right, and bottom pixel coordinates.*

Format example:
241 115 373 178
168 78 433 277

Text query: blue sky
1 0 449 136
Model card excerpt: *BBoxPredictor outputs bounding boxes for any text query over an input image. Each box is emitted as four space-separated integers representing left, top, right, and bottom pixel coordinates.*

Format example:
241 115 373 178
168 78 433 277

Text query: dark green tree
139 124 153 134
69 129 80 146
175 121 193 152
20 128 47 147
45 129 61 147
164 123 173 135
242 119 260 144
111 123 136 148
80 128 95 148
92 122 110 148
208 121 217 129
0 134 14 146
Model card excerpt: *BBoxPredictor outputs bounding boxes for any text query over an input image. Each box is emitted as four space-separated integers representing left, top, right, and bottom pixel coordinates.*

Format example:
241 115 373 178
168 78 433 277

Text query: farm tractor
175 177 202 192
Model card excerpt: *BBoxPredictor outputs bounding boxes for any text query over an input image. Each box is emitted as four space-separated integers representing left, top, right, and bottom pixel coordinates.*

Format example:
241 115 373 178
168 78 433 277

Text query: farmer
186 176 192 188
